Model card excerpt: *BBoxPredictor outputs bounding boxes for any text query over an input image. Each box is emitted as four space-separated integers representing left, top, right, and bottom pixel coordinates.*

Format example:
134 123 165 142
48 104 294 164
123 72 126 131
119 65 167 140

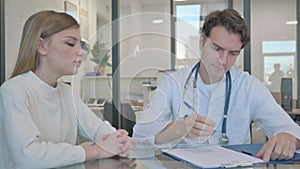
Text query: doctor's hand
183 113 216 139
155 113 216 144
256 132 298 161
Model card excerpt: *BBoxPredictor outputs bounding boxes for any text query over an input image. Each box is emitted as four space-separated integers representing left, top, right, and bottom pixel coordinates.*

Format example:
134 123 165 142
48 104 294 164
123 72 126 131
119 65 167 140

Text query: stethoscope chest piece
219 133 229 145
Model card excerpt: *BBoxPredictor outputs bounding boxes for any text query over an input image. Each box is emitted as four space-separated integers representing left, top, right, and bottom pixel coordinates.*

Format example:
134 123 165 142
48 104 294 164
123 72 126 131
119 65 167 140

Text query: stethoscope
183 61 232 144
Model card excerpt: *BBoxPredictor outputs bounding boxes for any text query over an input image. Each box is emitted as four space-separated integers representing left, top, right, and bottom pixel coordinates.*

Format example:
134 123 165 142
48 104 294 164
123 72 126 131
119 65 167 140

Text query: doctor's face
200 26 242 82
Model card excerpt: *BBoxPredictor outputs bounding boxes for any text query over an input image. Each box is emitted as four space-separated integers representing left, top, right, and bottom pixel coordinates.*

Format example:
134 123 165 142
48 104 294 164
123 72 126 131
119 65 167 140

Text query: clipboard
162 145 265 169
223 143 300 164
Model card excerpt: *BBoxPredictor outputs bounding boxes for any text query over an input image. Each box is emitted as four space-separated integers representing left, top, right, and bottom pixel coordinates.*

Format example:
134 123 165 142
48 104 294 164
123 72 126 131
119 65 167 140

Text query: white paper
162 145 264 168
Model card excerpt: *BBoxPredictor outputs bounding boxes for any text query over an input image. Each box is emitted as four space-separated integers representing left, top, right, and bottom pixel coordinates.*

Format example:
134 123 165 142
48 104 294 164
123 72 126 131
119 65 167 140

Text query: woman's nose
76 46 83 57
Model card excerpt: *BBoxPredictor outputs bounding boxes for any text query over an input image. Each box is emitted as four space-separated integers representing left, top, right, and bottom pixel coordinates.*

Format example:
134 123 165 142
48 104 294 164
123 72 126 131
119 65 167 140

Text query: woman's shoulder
0 72 34 98
1 72 31 89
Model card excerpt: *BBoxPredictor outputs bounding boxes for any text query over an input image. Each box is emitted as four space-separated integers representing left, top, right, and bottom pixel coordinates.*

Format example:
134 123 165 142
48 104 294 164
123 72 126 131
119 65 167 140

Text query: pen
183 101 196 119
183 114 188 119
183 101 196 112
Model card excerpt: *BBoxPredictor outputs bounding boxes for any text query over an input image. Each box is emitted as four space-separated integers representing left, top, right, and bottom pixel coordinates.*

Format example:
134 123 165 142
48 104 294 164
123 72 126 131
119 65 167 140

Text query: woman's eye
66 43 75 47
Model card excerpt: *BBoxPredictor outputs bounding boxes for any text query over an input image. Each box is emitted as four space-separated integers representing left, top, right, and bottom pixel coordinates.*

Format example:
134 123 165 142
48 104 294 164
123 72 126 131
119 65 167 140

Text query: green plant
90 40 111 67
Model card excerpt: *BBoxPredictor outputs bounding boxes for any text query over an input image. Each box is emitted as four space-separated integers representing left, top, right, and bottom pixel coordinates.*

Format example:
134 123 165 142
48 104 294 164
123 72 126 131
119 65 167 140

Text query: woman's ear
37 38 48 56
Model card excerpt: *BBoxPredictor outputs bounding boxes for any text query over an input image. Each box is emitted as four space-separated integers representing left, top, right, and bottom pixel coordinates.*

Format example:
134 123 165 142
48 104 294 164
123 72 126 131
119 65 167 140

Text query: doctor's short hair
201 8 250 49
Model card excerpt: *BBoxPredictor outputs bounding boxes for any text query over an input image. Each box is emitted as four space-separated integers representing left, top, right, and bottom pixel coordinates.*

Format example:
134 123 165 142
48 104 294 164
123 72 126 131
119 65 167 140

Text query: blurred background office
1 0 299 142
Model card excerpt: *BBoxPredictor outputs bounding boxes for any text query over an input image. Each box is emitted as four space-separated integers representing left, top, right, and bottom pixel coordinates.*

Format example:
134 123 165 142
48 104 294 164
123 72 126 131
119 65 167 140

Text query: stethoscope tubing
183 61 232 142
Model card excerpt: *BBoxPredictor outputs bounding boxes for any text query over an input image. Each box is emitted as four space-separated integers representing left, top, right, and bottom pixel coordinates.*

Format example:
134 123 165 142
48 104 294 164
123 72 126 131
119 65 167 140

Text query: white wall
119 0 171 77
251 0 297 98
251 0 296 81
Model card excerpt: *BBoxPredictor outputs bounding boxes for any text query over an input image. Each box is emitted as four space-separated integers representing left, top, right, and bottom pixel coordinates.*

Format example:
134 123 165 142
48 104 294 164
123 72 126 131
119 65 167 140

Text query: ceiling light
152 19 164 24
286 21 297 25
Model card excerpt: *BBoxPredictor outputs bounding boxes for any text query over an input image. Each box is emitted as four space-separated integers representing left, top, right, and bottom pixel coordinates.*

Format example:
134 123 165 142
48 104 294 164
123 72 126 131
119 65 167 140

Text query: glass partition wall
3 0 299 134
0 0 4 85
118 0 231 108
174 0 229 69
251 0 297 109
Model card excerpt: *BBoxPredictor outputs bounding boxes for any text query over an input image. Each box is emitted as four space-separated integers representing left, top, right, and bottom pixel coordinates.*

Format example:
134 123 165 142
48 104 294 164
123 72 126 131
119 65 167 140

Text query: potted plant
90 39 111 76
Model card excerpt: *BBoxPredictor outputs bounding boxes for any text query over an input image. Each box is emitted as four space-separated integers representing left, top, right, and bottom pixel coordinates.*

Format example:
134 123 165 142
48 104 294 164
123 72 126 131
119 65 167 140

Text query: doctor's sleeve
250 78 300 140
133 74 177 145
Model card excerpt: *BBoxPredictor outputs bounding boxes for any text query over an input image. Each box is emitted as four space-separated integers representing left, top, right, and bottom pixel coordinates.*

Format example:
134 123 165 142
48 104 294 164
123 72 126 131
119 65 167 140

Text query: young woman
0 10 134 168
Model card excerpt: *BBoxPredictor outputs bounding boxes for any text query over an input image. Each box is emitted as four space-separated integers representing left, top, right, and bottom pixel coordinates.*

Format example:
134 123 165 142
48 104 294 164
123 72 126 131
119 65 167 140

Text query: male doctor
133 8 300 162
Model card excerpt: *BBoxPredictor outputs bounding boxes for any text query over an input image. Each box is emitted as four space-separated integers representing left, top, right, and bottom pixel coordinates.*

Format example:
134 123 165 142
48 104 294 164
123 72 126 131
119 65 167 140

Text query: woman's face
39 28 83 77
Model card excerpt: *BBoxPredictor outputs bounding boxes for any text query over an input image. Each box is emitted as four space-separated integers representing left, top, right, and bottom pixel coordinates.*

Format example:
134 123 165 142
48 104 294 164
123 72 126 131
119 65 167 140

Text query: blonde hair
10 10 80 78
